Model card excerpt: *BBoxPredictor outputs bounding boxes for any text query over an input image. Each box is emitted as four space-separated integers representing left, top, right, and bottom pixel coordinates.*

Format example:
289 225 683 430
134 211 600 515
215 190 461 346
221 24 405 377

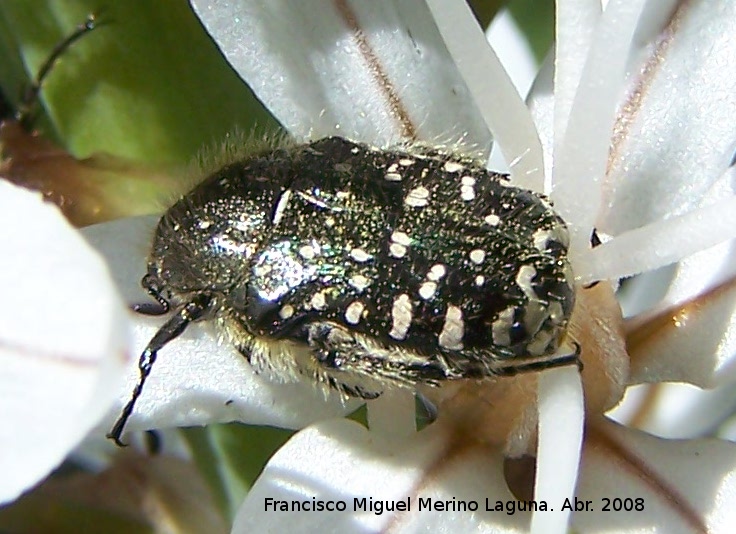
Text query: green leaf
182 424 294 520
0 0 279 164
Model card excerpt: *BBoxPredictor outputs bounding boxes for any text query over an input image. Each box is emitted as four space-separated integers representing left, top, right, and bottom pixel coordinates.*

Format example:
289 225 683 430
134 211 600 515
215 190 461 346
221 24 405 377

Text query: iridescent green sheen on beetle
108 137 578 445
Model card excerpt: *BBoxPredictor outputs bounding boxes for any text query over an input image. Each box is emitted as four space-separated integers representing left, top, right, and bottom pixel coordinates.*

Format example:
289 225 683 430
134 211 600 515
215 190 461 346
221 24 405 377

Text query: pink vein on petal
587 423 707 534
0 338 126 367
333 0 418 141
380 431 499 533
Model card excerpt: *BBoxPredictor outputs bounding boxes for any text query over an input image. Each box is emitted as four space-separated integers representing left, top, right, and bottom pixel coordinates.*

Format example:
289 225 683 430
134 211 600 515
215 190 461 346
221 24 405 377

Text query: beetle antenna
107 293 212 446
16 12 105 129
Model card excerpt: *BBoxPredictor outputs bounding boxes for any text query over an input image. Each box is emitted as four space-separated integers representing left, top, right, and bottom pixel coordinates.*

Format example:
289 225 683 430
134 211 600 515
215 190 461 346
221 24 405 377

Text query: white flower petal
82 217 357 439
577 193 736 285
531 366 584 534
190 0 492 151
609 168 736 386
651 222 736 315
424 0 544 190
609 383 736 440
0 181 128 504
551 0 647 259
485 8 537 100
625 273 736 388
553 0 600 147
527 52 555 185
81 215 159 303
572 418 736 533
600 1 736 235
232 419 528 533
485 8 538 176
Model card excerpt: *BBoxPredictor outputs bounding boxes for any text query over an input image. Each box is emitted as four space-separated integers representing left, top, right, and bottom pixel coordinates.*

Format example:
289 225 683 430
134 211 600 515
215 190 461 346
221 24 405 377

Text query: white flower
0 182 128 504
183 0 736 532
5 0 736 532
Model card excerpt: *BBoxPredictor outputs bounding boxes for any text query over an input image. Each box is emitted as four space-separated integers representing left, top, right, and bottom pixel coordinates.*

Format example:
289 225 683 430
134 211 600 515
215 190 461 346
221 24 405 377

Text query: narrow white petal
190 0 492 151
527 52 555 186
657 236 736 315
609 383 736 440
600 1 736 236
577 195 736 285
553 0 600 148
0 182 128 504
485 8 538 175
551 0 648 259
425 0 545 190
485 8 537 99
531 366 584 534
612 168 736 387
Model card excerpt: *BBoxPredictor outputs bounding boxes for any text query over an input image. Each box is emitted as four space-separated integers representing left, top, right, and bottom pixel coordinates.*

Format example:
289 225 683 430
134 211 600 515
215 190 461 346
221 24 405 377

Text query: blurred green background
0 0 553 165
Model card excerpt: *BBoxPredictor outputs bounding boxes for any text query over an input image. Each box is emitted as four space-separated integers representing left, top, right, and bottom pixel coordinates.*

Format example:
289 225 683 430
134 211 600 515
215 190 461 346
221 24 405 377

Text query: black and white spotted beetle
108 136 579 445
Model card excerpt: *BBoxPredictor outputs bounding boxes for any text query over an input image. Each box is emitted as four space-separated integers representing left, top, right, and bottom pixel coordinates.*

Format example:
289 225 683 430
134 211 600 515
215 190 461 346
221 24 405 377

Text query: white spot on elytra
399 158 414 166
198 220 212 229
484 214 501 226
475 275 485 286
492 307 515 346
279 304 295 319
443 161 464 173
345 301 365 324
310 291 327 310
469 249 486 264
516 264 538 300
405 186 429 207
389 243 407 258
350 248 372 262
438 305 464 350
532 229 551 251
461 185 475 201
461 176 476 186
418 281 437 300
384 162 400 180
272 189 292 225
391 231 412 246
299 244 316 259
389 294 413 340
427 264 447 281
349 274 370 292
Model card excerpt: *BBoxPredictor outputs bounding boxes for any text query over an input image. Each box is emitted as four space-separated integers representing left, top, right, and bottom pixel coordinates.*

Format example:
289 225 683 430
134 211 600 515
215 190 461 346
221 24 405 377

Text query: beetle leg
302 321 449 398
451 341 582 378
